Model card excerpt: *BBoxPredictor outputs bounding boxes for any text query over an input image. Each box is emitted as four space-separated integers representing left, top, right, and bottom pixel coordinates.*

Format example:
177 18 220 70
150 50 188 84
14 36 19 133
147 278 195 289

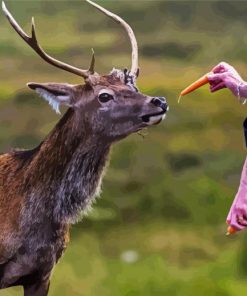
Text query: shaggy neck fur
14 108 111 225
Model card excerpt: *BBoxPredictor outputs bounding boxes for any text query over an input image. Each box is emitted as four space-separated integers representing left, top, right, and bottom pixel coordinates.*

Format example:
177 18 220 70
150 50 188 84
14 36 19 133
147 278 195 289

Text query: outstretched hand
227 157 247 233
208 62 246 101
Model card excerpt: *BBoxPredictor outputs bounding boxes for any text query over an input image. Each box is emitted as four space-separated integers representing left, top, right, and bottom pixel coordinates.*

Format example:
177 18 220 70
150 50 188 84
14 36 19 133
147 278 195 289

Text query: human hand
207 62 247 101
227 157 247 233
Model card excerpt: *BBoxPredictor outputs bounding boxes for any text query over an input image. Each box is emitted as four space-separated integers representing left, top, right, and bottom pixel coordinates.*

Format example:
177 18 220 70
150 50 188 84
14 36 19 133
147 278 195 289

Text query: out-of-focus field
1 1 247 295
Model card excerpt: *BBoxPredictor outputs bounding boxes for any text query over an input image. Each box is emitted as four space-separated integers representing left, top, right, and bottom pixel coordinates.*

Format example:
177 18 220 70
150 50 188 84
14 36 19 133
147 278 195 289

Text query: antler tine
2 1 95 79
86 0 139 79
88 48 95 73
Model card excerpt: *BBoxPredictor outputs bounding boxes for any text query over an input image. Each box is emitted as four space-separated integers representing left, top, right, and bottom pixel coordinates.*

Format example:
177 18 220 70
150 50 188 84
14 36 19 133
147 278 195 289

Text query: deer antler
2 1 95 79
2 0 139 80
86 0 139 79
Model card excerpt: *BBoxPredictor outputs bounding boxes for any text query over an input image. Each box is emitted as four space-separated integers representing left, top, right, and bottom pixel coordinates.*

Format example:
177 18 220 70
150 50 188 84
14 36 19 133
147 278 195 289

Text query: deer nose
151 97 168 111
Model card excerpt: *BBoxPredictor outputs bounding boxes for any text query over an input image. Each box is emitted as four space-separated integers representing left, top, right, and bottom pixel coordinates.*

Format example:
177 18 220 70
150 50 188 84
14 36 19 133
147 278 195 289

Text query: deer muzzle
141 96 168 125
151 97 168 112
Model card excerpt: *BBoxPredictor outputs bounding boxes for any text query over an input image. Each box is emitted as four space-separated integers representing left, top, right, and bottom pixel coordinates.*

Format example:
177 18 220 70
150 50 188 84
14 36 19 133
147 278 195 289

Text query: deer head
2 0 168 142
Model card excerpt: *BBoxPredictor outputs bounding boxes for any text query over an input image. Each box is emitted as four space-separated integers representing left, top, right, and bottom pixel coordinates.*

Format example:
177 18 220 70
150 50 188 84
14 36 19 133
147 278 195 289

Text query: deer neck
20 108 111 224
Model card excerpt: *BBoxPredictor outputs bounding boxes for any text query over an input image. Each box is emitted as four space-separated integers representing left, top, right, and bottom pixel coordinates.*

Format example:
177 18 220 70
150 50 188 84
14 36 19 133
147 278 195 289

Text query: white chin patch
146 113 166 125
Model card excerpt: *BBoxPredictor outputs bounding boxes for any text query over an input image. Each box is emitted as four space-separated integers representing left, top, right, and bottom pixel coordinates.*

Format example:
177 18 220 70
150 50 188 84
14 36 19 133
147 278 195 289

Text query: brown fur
0 1 169 293
0 72 167 296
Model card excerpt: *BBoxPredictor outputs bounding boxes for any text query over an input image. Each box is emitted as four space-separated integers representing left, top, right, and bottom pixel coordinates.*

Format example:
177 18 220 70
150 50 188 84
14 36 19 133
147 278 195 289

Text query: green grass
0 221 243 296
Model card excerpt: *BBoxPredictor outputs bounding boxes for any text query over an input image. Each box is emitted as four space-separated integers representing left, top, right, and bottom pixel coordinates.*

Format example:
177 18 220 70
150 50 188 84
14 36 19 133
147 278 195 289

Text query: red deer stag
0 1 168 295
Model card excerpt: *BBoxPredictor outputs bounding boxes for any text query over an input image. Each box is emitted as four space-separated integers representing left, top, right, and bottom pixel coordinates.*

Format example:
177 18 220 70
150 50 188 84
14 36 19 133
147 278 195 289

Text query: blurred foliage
1 0 247 295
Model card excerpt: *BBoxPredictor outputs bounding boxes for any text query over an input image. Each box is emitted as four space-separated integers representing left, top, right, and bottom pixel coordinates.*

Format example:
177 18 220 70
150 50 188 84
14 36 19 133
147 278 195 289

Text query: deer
0 1 168 295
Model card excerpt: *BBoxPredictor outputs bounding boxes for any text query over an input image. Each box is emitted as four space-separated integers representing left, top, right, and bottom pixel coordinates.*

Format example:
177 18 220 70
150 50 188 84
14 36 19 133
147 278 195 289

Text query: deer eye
98 93 114 103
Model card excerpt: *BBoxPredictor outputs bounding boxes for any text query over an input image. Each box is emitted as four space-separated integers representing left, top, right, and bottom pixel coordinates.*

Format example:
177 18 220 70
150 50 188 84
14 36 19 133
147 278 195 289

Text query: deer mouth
141 110 167 125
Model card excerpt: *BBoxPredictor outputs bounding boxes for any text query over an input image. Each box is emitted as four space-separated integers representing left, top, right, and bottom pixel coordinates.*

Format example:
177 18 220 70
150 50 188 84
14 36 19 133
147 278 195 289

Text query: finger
210 82 226 92
237 215 247 227
209 80 220 86
230 215 244 230
235 204 247 215
236 209 247 225
212 62 231 74
207 73 227 83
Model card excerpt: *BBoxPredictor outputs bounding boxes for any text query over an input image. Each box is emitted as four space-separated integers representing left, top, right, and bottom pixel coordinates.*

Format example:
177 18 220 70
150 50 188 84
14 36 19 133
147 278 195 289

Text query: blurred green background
1 0 247 295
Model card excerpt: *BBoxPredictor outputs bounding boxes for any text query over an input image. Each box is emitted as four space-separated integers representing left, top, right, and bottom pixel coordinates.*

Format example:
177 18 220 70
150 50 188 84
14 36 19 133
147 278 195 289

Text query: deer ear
27 83 74 114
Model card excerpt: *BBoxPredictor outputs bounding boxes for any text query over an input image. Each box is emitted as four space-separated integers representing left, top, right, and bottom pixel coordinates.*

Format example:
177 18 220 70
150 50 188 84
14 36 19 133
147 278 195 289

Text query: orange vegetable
226 225 238 236
178 72 211 103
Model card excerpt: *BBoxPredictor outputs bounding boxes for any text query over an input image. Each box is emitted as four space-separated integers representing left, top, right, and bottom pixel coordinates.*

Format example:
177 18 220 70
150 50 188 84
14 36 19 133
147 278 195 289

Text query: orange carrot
178 72 211 103
226 225 238 236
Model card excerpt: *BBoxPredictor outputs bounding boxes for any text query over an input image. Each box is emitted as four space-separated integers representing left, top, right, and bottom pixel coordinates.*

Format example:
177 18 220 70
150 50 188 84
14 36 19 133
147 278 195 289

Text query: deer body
0 108 111 292
0 1 168 295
